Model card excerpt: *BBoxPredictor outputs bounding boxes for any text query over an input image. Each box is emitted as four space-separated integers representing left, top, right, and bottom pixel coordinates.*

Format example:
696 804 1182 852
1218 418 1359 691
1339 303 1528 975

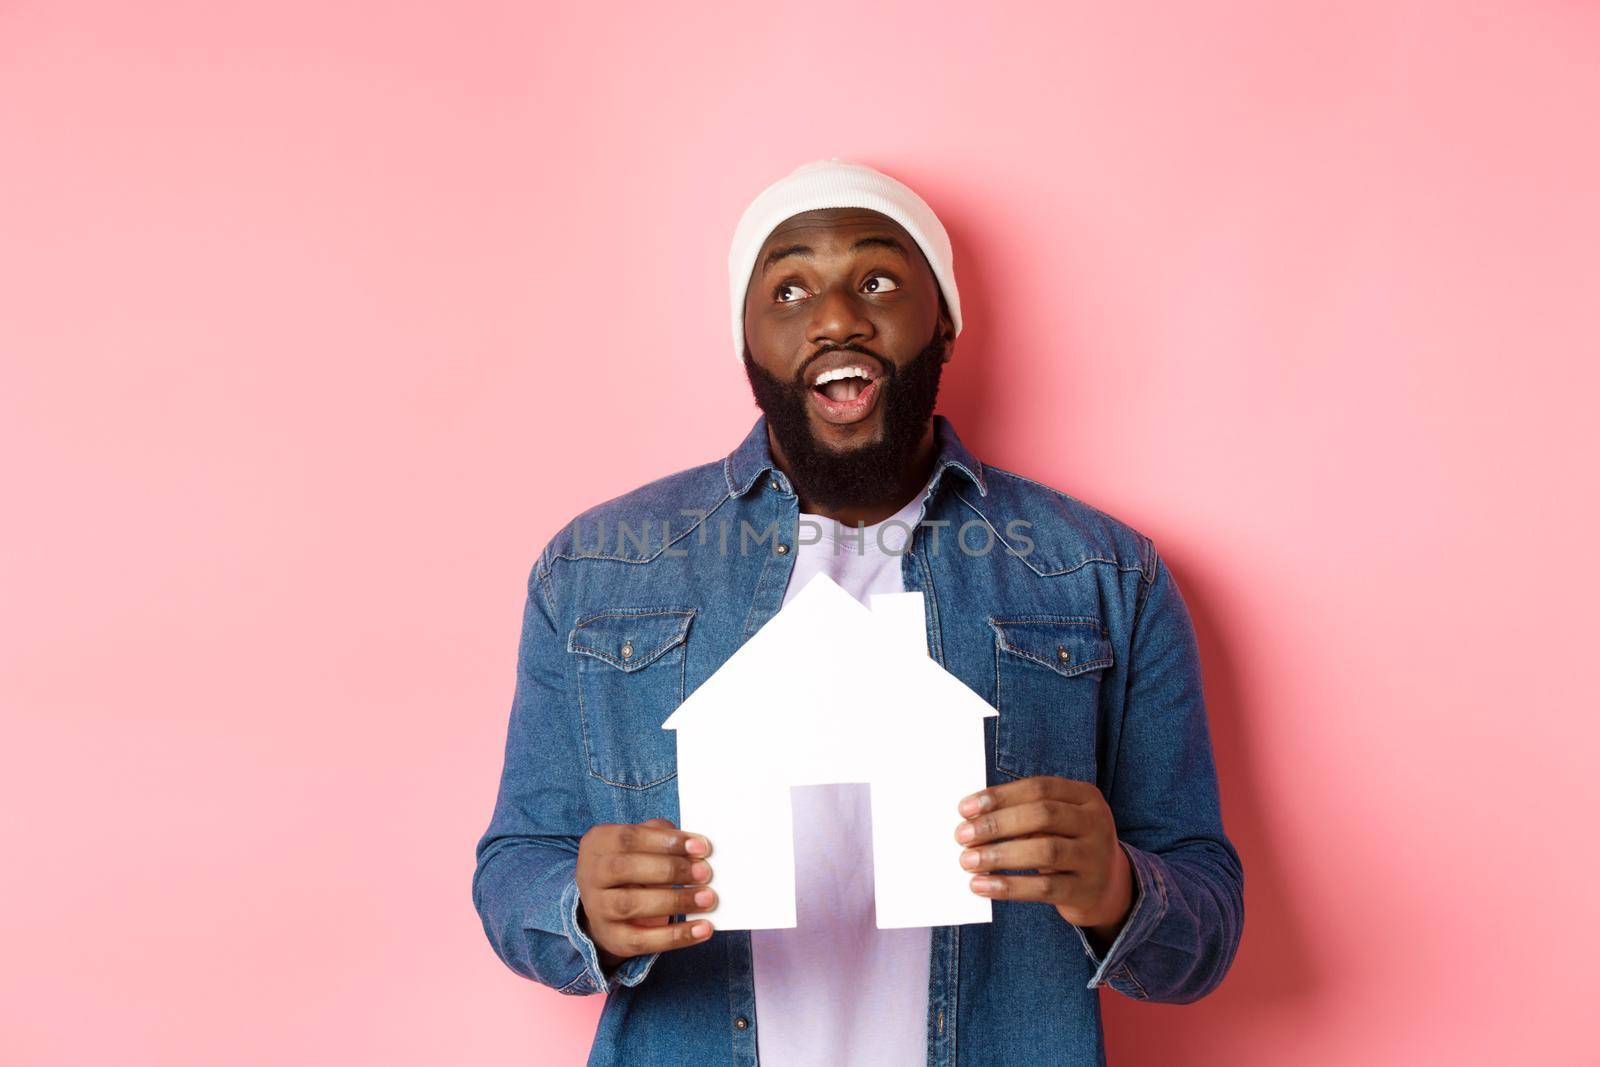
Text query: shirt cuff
1071 839 1170 995
558 876 662 994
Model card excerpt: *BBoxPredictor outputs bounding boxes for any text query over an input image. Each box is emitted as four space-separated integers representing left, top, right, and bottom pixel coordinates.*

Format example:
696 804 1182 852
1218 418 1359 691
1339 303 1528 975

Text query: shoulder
968 463 1156 583
535 457 736 572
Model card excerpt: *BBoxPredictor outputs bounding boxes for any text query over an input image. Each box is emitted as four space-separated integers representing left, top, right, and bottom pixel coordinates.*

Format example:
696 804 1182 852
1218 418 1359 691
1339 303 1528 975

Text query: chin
809 415 885 450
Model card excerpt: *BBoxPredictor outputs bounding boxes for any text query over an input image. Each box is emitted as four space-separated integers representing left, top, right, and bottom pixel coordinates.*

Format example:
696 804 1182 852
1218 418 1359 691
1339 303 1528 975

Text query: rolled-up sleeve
471 546 662 995
1072 544 1245 1003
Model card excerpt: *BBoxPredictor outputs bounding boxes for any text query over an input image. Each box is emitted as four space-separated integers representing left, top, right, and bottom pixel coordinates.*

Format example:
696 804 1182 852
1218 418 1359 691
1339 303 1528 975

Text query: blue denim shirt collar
723 413 989 501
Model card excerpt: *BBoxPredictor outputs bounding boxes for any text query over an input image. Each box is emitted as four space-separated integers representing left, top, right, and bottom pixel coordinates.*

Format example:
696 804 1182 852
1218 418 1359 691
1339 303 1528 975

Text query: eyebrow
760 235 908 275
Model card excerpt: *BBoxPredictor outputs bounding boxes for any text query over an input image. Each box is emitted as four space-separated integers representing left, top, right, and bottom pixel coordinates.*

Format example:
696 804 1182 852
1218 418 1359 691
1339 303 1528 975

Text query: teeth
813 365 872 386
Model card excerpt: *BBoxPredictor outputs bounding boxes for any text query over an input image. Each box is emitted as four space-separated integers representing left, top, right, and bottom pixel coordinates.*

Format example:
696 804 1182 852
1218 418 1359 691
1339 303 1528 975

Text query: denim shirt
473 415 1244 1066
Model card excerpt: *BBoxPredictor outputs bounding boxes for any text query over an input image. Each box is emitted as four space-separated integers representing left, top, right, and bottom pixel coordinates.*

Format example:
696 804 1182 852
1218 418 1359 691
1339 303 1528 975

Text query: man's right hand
576 817 716 969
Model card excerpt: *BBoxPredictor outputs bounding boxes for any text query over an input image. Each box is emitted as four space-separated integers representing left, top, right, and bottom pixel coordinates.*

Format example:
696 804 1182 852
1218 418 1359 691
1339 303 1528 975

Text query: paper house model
663 572 997 931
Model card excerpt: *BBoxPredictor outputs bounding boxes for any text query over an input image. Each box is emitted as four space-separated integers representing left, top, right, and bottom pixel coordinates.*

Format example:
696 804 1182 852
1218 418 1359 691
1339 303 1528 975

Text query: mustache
794 346 893 386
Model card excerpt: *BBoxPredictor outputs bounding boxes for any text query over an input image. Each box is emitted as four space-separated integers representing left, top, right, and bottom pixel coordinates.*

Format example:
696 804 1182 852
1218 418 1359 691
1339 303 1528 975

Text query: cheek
878 294 936 345
747 316 804 369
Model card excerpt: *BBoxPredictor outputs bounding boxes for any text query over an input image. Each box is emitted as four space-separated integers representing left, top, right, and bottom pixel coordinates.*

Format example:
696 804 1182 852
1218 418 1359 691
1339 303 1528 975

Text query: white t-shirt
750 484 933 1067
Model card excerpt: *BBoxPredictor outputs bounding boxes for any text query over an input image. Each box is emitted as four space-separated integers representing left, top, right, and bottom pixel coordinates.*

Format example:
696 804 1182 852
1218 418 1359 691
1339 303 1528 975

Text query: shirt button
621 641 634 660
733 1016 749 1030
768 477 780 491
1057 645 1071 664
775 543 789 555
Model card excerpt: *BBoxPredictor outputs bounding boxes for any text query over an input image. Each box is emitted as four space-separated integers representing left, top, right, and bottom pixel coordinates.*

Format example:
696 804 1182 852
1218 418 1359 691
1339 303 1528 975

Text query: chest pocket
569 608 695 789
989 616 1114 784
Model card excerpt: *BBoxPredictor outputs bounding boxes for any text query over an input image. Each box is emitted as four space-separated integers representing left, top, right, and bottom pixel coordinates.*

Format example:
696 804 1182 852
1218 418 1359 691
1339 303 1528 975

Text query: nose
806 283 874 350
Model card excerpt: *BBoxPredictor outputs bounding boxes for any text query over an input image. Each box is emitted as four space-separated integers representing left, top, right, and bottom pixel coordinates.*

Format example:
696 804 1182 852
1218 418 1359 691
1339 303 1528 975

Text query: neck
768 421 939 527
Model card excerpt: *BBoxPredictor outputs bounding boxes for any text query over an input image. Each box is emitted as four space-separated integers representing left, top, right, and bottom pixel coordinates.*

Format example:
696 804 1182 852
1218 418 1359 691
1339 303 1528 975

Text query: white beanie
727 157 963 363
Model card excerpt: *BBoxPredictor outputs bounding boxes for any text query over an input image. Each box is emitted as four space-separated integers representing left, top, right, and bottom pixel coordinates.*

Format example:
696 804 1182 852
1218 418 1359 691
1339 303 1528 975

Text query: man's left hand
955 775 1134 945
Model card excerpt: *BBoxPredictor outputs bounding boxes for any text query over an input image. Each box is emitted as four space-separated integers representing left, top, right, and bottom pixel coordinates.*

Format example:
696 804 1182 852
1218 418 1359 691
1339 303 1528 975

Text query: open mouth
807 363 881 425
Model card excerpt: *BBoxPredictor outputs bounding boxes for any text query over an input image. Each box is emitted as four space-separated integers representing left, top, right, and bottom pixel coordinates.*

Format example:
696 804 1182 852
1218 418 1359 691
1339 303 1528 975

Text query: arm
1071 544 1245 1002
470 548 661 995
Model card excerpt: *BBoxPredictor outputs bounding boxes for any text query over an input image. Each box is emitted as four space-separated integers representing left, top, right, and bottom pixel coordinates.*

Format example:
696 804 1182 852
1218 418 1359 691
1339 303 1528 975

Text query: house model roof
662 571 995 734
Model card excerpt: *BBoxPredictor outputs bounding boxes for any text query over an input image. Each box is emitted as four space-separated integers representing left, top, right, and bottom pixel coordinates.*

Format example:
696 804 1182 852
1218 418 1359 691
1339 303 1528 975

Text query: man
473 158 1244 1066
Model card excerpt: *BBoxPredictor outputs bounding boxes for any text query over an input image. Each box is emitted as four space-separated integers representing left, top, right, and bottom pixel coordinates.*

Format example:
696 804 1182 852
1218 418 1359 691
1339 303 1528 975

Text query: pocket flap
989 616 1113 678
568 609 695 672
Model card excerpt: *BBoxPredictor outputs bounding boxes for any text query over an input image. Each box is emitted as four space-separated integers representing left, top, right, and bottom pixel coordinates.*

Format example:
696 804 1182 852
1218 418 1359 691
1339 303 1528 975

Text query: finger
595 851 712 889
608 822 713 859
959 834 1088 874
958 775 1095 818
639 818 712 856
955 799 1085 847
597 884 719 923
609 917 715 957
968 871 1075 904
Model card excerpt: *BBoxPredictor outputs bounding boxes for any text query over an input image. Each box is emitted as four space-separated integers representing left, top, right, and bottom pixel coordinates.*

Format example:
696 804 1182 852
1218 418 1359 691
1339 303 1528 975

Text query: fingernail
960 849 981 869
970 876 1000 894
691 921 711 937
694 888 716 908
958 794 988 817
690 861 711 882
956 822 976 843
686 836 710 856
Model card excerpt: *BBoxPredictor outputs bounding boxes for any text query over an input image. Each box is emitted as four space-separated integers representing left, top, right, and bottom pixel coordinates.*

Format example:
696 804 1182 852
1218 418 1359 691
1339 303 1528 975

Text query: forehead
758 207 914 251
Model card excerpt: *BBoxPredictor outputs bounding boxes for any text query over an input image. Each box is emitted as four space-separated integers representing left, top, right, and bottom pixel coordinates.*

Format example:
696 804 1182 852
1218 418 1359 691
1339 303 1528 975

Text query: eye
862 274 900 294
775 282 811 304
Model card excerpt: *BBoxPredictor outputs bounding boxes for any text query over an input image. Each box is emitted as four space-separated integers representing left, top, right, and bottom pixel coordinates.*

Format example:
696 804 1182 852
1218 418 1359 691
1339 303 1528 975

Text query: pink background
3 3 1596 1063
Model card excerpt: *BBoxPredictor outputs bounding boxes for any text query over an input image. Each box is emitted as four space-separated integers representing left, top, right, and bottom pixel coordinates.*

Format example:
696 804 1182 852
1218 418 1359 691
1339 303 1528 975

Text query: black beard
743 329 946 511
